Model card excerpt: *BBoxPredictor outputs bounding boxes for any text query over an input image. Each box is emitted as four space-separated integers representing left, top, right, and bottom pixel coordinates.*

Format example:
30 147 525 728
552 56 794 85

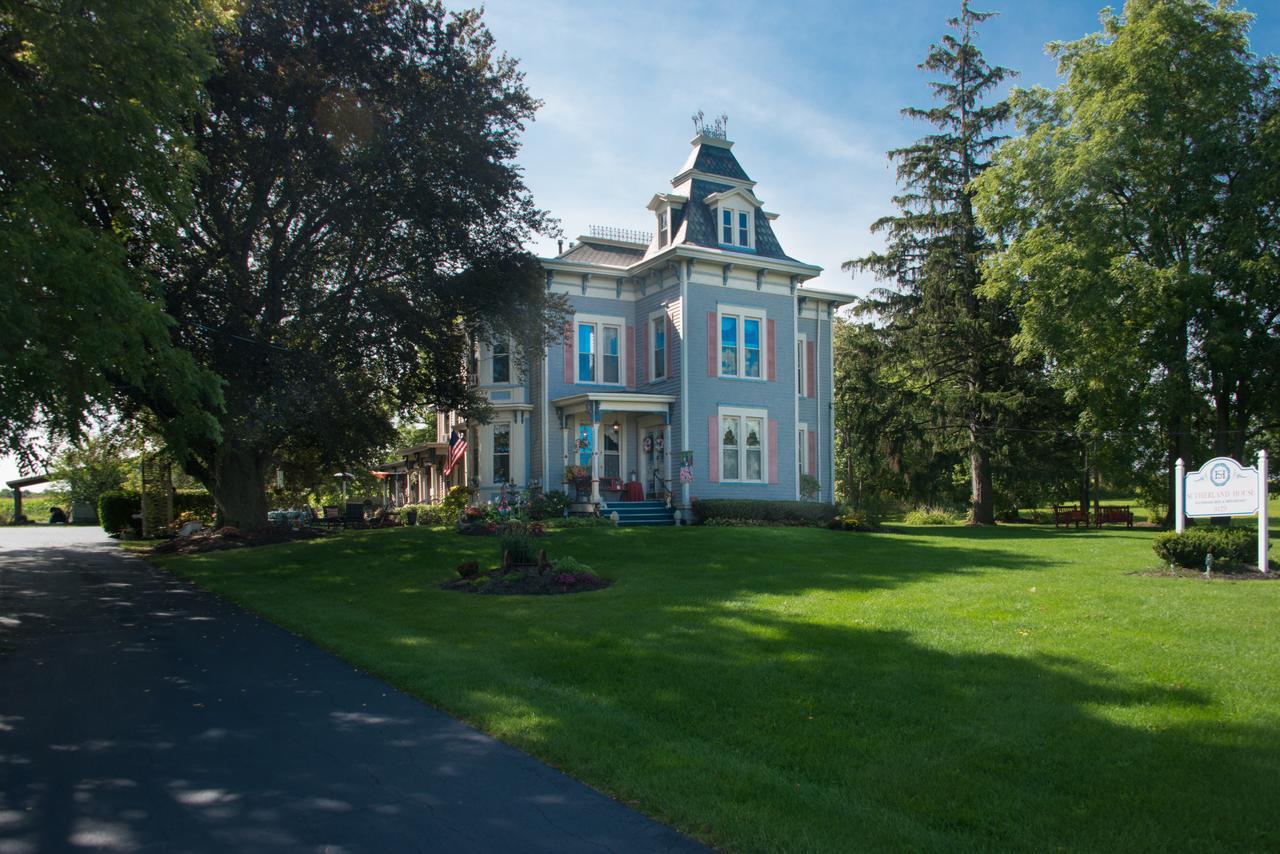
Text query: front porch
551 392 676 510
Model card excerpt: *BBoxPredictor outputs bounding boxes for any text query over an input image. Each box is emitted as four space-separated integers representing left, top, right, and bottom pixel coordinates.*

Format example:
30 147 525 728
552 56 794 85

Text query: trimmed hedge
1153 526 1257 568
174 489 215 521
691 499 838 527
98 491 141 535
98 489 215 534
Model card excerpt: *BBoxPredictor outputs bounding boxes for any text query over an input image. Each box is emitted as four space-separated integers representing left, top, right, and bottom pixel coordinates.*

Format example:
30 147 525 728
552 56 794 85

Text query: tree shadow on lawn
446 602 1278 852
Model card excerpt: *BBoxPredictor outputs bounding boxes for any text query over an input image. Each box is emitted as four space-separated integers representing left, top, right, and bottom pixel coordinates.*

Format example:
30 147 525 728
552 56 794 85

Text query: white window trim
574 313 626 386
492 421 512 484
719 405 768 484
657 209 670 247
717 205 754 249
796 332 808 397
648 310 668 382
484 337 514 386
717 304 767 381
797 422 810 476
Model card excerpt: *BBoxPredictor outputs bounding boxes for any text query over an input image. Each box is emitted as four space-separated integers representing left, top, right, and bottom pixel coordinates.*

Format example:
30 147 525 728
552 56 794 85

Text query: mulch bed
440 565 611 595
147 525 328 556
1131 564 1278 581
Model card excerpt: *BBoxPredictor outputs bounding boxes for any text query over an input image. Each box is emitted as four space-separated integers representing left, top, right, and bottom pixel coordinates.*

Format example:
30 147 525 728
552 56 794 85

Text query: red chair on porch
621 481 644 501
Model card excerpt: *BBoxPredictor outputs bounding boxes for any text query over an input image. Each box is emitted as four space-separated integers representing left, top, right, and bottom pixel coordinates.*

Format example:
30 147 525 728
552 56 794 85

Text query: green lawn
152 522 1279 852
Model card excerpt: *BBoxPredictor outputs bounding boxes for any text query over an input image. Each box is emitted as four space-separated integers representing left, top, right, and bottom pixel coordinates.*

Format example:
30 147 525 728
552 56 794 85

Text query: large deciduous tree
128 0 561 527
0 0 226 470
973 0 1280 521
844 1 1024 524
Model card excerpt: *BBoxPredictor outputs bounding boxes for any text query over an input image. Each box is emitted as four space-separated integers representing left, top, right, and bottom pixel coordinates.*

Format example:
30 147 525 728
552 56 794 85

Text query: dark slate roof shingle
559 241 646 268
682 179 795 261
692 144 752 183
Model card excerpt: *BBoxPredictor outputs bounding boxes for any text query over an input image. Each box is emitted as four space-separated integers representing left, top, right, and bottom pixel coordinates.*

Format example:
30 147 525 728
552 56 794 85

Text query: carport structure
5 473 51 523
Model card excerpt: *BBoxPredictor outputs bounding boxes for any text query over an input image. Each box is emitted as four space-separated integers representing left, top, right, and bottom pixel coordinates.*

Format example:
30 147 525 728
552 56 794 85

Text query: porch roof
551 392 676 416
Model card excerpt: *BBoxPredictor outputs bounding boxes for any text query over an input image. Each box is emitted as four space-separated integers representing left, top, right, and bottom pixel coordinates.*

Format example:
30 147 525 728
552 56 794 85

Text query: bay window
493 423 510 483
491 338 510 384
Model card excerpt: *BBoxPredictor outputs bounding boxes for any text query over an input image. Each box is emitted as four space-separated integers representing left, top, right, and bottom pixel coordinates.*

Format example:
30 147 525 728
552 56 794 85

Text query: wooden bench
1093 505 1134 529
1053 504 1087 529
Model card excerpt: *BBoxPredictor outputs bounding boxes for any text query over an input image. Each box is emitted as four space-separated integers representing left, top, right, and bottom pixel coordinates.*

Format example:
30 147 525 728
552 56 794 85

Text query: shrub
173 490 215 521
799 474 820 501
439 485 470 524
545 515 612 529
829 510 879 532
99 491 141 535
554 557 592 574
498 522 537 564
903 506 957 525
529 489 572 520
1153 526 1257 568
690 499 838 528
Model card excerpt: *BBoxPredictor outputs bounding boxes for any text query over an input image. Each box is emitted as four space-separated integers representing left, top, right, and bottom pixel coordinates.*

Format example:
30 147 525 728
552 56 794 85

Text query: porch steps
605 500 676 527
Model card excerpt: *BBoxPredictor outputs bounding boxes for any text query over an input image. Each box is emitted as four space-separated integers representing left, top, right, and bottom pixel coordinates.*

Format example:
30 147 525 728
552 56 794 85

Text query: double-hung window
719 207 752 248
576 315 624 385
658 210 669 246
719 307 765 379
721 407 766 483
796 333 808 396
650 313 667 380
492 423 510 483
491 339 510 384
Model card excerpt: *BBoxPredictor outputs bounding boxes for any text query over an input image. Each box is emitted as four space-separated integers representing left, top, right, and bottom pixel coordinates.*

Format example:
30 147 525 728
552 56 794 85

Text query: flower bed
440 563 609 595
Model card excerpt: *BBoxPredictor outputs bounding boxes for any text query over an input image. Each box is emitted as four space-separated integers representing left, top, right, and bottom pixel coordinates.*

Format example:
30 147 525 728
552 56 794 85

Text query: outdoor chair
343 502 367 529
320 505 342 530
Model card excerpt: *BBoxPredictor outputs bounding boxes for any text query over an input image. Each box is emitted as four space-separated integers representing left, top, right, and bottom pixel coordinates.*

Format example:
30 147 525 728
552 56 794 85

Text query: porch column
590 420 601 505
12 487 22 521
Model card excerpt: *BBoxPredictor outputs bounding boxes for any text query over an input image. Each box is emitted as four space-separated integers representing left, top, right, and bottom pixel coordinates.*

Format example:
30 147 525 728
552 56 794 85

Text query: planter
405 508 418 526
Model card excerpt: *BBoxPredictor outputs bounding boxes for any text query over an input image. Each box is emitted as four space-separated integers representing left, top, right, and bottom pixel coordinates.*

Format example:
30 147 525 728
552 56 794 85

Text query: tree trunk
206 442 270 530
969 429 995 524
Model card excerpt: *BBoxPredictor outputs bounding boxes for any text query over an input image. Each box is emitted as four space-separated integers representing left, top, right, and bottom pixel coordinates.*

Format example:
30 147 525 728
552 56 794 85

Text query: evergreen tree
844 1 1021 524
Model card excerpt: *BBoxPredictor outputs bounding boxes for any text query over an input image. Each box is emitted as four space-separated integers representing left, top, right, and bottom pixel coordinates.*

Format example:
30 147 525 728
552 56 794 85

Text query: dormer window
658 209 669 246
719 207 752 248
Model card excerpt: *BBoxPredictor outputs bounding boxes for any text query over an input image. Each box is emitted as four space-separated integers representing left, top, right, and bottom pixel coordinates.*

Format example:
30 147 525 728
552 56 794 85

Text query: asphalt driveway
0 526 703 853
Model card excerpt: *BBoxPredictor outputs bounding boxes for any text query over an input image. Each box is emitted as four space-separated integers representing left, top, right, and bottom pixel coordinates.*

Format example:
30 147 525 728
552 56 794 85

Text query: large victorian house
386 125 850 521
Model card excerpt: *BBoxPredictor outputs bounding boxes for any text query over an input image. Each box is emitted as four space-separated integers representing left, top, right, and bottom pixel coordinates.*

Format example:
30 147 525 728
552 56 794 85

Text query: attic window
719 207 752 248
658 210 669 246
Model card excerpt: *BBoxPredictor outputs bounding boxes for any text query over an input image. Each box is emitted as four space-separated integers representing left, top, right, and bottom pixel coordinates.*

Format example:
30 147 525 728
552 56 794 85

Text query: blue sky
5 1 1278 488
476 0 1280 296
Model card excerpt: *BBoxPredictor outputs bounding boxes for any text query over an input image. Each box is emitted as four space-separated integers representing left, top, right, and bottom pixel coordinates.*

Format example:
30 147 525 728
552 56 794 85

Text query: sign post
1175 457 1186 534
1179 452 1270 574
1259 450 1270 574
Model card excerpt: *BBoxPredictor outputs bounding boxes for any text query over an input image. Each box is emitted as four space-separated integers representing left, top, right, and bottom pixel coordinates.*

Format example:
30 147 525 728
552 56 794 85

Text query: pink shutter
638 323 647 384
708 416 720 482
806 341 817 398
666 317 674 379
626 325 635 388
808 430 817 478
707 312 717 377
768 419 779 484
563 322 574 384
767 319 776 381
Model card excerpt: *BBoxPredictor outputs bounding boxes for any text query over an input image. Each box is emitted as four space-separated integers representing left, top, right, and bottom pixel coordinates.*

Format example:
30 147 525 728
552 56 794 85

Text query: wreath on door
643 436 653 453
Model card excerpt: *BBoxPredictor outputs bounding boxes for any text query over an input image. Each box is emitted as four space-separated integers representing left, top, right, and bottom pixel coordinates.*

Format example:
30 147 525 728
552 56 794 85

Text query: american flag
443 429 467 477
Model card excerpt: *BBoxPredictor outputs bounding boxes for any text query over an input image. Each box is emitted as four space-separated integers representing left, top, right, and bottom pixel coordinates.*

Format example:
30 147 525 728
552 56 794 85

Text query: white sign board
1183 457 1260 518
